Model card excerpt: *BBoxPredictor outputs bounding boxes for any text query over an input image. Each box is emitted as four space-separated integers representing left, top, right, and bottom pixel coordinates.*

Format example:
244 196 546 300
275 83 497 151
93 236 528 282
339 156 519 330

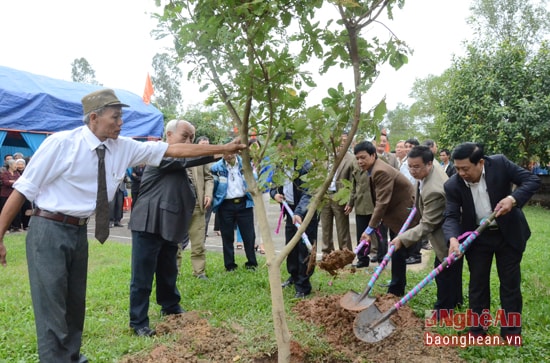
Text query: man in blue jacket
211 152 257 271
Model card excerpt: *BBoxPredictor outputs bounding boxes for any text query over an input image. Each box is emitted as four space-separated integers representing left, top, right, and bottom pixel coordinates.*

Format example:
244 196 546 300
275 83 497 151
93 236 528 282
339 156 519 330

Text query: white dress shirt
14 126 168 217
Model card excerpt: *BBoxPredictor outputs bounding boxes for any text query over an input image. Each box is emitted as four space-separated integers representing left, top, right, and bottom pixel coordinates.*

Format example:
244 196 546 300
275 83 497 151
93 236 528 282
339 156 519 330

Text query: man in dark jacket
270 132 318 298
128 120 217 337
443 142 540 341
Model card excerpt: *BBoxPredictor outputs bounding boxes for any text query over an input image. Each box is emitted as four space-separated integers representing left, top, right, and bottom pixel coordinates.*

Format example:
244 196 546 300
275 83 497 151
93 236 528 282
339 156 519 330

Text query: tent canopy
0 65 164 138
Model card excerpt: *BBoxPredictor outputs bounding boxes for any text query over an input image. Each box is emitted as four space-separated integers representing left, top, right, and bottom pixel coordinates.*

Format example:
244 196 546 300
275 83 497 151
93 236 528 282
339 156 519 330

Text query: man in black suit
443 142 540 341
128 120 218 337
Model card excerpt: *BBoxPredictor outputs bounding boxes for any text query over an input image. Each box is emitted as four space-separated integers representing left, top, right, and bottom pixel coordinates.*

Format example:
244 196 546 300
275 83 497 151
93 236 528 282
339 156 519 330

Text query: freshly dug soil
120 294 463 362
318 249 356 276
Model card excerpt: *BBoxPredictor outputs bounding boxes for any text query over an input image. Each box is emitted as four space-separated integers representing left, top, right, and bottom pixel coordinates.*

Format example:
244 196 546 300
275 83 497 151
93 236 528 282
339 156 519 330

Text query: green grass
0 205 548 362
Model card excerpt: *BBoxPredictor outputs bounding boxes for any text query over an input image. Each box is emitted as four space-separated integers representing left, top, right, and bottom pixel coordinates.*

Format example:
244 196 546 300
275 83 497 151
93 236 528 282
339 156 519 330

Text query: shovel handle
366 211 497 331
393 211 497 311
357 206 417 301
281 201 313 251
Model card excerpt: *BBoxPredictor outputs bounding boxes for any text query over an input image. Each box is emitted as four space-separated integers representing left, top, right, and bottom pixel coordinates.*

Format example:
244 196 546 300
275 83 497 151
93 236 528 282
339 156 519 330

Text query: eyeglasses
408 164 426 171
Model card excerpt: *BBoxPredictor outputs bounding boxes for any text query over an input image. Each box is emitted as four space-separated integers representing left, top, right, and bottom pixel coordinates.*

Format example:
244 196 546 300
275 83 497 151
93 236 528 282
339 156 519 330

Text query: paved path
85 200 432 271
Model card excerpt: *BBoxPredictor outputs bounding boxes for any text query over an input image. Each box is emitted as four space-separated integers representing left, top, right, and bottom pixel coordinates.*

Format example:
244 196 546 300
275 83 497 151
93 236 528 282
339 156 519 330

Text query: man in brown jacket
356 141 419 296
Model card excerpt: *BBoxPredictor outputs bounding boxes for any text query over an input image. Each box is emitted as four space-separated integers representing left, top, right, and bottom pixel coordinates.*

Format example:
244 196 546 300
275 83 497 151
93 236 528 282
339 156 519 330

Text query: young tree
154 1 409 361
70 57 101 85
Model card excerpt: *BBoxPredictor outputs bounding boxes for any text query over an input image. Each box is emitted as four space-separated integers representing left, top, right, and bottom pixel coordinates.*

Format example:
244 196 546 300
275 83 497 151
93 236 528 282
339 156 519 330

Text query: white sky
0 0 473 110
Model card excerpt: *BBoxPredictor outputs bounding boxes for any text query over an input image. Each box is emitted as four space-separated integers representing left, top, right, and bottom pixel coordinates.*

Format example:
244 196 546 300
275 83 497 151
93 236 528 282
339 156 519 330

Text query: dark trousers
434 255 464 310
285 213 317 295
130 231 181 329
355 214 372 264
26 216 89 363
218 199 257 270
465 230 523 337
109 188 124 222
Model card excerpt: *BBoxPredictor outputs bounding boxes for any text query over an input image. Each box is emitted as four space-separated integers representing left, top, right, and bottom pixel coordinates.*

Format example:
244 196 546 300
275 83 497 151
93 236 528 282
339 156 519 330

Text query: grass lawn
0 206 548 362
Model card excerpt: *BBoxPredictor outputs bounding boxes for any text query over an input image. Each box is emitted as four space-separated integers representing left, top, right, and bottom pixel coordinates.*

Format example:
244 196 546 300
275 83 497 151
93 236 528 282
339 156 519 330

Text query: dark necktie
95 146 109 243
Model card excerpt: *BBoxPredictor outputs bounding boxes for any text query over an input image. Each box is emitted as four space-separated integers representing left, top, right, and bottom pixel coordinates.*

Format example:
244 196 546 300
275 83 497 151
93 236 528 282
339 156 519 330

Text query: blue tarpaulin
0 65 164 138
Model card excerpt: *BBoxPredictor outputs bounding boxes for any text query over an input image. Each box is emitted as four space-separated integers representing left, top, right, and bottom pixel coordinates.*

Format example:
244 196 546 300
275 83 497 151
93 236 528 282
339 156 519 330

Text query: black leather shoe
134 326 156 337
354 259 370 268
245 264 257 271
281 278 294 288
294 291 309 299
406 256 422 265
161 307 186 316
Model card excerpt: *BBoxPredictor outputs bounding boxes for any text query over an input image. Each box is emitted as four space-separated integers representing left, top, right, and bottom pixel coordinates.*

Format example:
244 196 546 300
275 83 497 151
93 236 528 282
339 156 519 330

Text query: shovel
340 207 418 311
281 201 317 274
353 211 497 343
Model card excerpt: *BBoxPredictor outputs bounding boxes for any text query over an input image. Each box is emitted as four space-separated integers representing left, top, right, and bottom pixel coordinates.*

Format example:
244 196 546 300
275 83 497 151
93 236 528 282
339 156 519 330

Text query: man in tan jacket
390 145 463 312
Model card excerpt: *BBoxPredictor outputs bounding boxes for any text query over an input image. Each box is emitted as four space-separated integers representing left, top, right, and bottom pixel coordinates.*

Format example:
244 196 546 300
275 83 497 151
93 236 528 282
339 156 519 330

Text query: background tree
180 103 233 142
434 0 550 167
70 57 101 85
151 52 183 121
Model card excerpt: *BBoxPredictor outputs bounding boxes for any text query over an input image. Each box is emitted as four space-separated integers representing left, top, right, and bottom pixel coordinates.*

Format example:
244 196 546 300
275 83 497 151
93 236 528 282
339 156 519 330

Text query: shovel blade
340 290 376 311
353 303 395 343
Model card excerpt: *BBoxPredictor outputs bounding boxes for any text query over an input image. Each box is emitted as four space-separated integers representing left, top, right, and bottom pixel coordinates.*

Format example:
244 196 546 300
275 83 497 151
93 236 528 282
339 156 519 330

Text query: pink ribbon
275 206 284 234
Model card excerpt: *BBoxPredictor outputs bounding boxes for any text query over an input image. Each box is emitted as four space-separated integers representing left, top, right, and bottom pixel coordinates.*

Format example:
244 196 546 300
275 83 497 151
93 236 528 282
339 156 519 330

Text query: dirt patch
119 293 463 363
292 294 464 363
317 249 356 276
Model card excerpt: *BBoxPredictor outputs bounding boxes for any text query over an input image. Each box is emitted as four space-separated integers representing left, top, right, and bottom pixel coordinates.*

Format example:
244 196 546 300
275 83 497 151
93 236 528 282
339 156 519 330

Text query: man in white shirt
0 89 245 363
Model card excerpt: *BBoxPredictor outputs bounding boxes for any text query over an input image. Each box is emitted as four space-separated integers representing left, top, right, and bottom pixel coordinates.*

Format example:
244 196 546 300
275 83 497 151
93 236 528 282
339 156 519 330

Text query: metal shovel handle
367 211 497 330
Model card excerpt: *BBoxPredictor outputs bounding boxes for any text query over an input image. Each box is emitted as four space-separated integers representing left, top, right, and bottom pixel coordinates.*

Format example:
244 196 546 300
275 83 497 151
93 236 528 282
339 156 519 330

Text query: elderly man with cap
0 89 245 363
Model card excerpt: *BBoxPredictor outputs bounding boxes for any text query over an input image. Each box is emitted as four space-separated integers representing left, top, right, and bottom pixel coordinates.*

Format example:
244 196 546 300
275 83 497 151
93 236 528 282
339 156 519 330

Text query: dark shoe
406 256 422 265
226 265 238 272
245 264 257 271
354 259 370 268
114 222 124 227
196 273 208 280
78 354 89 363
294 291 309 299
281 278 294 288
161 307 186 316
134 326 156 337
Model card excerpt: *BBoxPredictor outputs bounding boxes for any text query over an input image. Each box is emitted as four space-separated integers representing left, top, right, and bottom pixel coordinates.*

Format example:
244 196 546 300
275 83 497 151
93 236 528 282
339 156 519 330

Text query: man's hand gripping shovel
353 211 497 343
340 207 418 311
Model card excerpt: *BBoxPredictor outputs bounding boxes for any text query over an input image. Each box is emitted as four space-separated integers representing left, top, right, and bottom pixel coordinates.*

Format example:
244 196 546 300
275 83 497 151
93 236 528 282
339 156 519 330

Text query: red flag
143 73 154 104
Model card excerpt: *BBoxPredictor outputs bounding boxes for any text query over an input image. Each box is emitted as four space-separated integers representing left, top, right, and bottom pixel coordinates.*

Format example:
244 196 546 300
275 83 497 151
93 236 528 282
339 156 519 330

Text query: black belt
224 197 245 204
33 208 90 226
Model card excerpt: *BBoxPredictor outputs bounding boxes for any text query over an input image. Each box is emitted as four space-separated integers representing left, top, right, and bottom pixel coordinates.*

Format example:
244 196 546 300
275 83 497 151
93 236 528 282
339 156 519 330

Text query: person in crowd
394 140 407 168
0 89 245 362
356 141 419 296
439 148 456 177
196 136 215 237
321 132 354 256
13 152 24 160
177 138 214 279
403 139 425 260
376 133 399 169
211 150 257 271
344 146 374 269
15 159 32 230
0 159 22 232
423 139 438 156
109 181 126 227
444 142 540 341
1 154 13 173
128 120 237 337
270 132 318 298
129 163 145 209
389 145 463 314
